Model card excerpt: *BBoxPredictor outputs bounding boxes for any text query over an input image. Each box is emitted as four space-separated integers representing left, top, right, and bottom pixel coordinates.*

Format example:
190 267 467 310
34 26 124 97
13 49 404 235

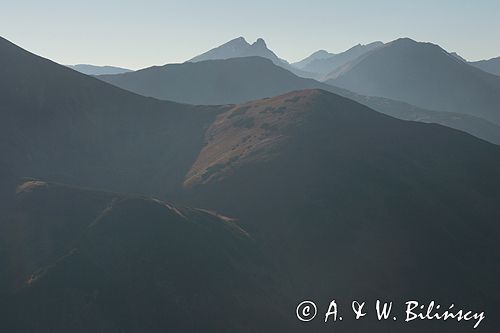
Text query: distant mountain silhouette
97 56 500 144
346 90 500 145
448 52 500 76
189 37 286 64
291 49 334 69
188 37 315 78
325 38 500 125
98 57 325 105
294 42 383 77
470 56 500 76
67 64 132 75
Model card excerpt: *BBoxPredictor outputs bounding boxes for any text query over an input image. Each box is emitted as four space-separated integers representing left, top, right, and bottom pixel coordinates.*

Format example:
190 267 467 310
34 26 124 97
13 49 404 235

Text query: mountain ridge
325 38 500 125
0 179 292 332
293 41 384 76
180 88 500 332
470 56 500 76
67 64 132 75
96 55 500 145
0 35 223 197
291 49 334 69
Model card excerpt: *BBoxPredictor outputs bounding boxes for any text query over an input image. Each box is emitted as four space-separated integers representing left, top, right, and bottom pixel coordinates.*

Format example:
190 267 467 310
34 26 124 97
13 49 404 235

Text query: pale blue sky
1 0 499 69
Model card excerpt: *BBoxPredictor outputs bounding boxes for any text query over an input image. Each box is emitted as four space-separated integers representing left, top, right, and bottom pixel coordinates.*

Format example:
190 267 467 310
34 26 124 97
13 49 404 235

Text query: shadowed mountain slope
2 36 500 332
0 36 223 197
181 89 500 332
325 38 500 125
0 180 291 333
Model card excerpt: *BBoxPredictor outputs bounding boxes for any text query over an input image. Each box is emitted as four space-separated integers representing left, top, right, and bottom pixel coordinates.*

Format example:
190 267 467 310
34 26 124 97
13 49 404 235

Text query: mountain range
97 54 500 145
294 44 500 78
1 35 500 332
71 37 500 79
325 38 500 125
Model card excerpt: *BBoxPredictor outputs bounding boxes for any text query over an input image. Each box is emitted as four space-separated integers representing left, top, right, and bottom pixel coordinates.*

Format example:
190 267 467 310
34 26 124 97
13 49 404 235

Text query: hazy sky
2 0 499 69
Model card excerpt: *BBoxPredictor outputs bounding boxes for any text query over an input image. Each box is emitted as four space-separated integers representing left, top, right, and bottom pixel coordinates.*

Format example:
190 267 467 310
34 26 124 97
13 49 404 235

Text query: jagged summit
225 36 249 46
187 36 297 68
188 37 276 62
233 36 246 42
186 36 322 77
253 37 267 47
